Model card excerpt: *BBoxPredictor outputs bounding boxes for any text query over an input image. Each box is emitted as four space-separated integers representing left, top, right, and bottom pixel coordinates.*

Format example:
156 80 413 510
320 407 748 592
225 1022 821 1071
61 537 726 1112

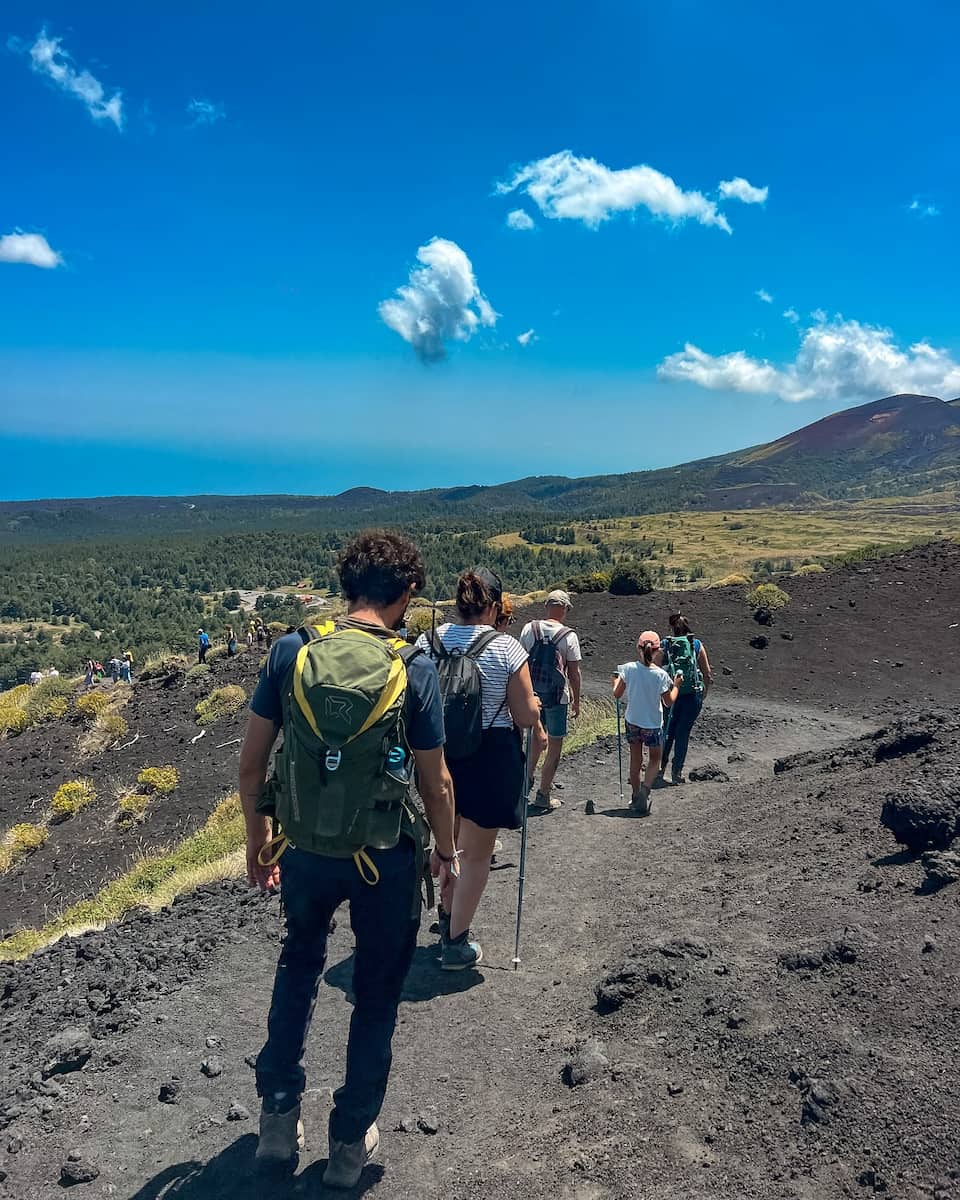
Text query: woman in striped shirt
417 568 546 970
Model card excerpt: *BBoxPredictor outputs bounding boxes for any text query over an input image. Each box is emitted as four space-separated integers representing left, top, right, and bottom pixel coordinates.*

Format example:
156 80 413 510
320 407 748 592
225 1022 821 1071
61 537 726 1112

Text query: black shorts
447 726 525 831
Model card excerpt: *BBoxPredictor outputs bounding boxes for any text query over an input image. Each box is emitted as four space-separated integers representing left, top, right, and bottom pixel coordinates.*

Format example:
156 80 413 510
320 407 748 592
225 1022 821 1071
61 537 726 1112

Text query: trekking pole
512 726 534 971
616 700 625 806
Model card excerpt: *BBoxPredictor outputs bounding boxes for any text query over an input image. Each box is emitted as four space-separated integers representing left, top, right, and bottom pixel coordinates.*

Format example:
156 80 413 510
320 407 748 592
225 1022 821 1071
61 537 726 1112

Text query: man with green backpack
238 530 455 1188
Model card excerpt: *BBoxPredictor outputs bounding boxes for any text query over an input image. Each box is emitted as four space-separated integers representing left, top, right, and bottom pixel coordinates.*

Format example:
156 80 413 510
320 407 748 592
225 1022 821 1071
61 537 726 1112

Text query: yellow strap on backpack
353 849 381 886
292 626 407 743
257 834 289 866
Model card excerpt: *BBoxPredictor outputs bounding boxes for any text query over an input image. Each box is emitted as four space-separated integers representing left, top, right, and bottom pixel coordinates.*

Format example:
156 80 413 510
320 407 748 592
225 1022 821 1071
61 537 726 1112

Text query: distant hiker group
237 528 713 1188
82 653 133 688
197 620 273 664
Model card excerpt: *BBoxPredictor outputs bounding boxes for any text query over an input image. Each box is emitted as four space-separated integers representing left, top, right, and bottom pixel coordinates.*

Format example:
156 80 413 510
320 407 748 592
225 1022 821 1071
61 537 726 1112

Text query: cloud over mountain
27 30 123 128
658 313 960 403
0 232 62 269
379 237 497 363
497 149 737 233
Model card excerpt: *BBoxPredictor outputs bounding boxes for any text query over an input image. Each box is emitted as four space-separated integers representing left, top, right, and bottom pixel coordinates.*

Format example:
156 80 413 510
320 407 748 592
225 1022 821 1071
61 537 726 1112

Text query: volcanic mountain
2 394 959 537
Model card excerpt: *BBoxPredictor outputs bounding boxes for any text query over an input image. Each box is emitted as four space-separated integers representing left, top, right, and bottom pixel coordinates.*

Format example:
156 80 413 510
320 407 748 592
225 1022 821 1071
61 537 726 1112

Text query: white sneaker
324 1122 380 1188
255 1098 304 1168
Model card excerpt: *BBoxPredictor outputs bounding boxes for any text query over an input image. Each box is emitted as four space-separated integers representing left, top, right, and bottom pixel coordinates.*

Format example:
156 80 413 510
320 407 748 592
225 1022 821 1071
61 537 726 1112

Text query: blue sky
2 1 959 500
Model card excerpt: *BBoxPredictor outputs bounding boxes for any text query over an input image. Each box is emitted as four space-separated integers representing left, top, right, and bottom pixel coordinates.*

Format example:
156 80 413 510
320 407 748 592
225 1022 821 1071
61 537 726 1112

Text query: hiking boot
256 1095 304 1169
441 929 483 971
631 784 652 816
532 790 562 811
324 1123 379 1189
672 773 685 785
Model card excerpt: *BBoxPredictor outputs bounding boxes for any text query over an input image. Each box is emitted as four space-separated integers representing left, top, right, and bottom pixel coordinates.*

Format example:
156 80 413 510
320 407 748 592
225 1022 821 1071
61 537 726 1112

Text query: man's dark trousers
255 840 419 1143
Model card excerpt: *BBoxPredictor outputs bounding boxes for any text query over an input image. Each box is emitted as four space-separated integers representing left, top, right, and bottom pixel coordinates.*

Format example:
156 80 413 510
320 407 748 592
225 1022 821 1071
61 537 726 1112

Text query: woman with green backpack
658 613 713 785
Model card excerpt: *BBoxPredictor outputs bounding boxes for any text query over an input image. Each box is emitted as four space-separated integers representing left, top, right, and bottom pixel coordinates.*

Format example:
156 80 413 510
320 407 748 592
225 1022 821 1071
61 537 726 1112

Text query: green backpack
662 635 702 696
264 621 423 871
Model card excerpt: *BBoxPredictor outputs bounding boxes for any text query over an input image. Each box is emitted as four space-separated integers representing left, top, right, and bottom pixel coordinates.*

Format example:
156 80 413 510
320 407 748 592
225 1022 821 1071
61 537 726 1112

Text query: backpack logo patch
324 696 354 721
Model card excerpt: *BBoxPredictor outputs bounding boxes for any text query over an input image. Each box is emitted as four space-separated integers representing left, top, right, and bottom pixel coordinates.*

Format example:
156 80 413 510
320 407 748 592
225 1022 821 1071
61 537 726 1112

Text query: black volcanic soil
0 544 959 1199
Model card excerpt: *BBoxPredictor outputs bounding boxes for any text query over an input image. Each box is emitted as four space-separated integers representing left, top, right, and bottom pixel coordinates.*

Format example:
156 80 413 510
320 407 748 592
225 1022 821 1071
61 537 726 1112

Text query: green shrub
794 563 826 576
196 685 246 725
608 561 653 596
205 643 228 664
0 823 48 872
405 607 444 639
117 792 149 823
186 663 211 681
51 778 96 822
76 691 110 720
565 571 612 594
137 765 180 794
139 654 189 681
0 706 28 735
747 582 791 613
23 677 74 726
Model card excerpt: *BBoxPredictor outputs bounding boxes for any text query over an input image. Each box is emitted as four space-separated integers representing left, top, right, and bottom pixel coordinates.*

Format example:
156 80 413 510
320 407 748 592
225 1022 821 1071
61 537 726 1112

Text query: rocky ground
0 543 958 1199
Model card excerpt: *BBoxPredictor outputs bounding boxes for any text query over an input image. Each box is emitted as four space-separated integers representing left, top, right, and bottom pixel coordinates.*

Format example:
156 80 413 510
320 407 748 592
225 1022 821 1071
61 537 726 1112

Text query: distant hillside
2 394 959 541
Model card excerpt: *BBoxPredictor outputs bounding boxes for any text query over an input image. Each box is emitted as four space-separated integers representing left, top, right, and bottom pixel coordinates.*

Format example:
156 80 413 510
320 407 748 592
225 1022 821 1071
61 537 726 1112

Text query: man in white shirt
520 590 582 811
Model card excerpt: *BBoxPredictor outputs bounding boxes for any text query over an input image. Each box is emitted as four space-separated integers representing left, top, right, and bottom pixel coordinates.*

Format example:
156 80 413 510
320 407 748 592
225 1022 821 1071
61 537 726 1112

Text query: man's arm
567 660 582 718
238 711 281 891
413 746 457 886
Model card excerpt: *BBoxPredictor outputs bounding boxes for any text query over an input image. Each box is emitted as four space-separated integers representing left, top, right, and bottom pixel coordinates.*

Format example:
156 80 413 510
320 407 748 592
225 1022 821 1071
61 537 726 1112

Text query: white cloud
783 307 800 324
28 30 123 128
756 288 773 304
187 98 226 126
496 149 733 233
0 231 63 269
909 198 940 218
719 177 768 204
658 313 960 403
379 237 497 363
506 209 535 231
517 329 538 347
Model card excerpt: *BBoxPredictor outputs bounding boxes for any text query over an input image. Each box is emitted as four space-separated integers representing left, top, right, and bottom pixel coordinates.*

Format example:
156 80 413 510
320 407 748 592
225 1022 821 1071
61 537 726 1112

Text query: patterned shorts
625 722 663 748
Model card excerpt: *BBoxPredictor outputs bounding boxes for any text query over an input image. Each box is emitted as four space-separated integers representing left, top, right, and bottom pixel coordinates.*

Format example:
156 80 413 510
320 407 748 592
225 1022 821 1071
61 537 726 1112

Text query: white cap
545 589 572 609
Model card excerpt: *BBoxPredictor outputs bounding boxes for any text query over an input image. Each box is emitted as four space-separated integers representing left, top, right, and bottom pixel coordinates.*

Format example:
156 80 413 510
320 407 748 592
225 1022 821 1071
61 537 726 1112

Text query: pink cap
638 630 661 650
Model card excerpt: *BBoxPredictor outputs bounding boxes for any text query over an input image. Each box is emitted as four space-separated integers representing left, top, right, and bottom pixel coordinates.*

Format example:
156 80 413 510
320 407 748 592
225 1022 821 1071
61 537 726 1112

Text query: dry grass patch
0 823 48 873
563 696 619 756
196 684 246 725
50 778 97 823
0 794 247 960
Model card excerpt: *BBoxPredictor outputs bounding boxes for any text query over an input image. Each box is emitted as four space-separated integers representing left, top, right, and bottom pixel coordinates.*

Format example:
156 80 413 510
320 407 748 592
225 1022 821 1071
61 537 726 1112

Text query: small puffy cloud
908 198 940 218
506 208 535 231
187 98 226 126
517 329 538 347
658 313 960 403
27 29 123 128
497 149 733 233
783 307 800 324
379 237 497 363
0 231 63 269
719 176 768 204
756 288 773 304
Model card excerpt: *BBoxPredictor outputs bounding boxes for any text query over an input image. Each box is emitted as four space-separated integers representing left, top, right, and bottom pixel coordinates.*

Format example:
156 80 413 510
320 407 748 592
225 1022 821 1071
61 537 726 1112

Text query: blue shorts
542 704 568 739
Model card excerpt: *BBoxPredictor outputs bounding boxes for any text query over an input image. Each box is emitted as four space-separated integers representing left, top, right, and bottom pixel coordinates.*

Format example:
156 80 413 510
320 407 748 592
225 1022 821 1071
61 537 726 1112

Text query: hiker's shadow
123 1134 383 1199
325 945 483 1003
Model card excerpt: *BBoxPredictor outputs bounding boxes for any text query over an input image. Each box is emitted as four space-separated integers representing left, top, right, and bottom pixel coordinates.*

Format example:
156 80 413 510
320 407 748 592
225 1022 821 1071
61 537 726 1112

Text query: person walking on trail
246 627 254 651
520 589 582 812
417 567 546 971
120 652 132 684
658 613 713 786
238 530 456 1189
197 628 210 664
83 659 94 689
226 625 238 657
613 632 682 816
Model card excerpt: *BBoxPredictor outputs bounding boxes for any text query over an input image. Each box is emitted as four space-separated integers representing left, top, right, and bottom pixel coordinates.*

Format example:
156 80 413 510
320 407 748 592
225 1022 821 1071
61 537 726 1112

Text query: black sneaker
441 929 483 971
631 784 652 816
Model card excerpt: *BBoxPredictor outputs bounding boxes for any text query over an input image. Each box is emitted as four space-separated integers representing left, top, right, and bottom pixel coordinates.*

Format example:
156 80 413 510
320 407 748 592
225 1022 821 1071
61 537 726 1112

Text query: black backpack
527 621 572 708
427 629 504 761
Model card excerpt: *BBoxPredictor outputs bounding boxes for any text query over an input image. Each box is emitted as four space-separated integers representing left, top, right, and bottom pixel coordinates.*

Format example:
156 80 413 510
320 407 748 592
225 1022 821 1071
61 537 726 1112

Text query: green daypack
661 635 702 696
265 621 423 866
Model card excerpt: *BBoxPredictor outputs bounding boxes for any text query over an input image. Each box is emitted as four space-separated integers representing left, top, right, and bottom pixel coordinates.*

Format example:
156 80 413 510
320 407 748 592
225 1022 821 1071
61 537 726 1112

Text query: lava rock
394 1116 417 1133
562 1039 609 1087
226 1103 250 1121
688 764 731 783
721 666 734 676
749 635 769 650
200 1057 223 1078
922 850 960 886
158 1081 182 1105
417 1113 439 1135
727 752 747 764
60 1153 99 1186
780 631 795 641
42 1027 93 1078
778 938 858 972
881 786 960 851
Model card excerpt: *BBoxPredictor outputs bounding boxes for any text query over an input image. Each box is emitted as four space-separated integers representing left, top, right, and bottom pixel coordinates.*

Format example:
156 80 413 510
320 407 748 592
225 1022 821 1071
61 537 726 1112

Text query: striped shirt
416 623 528 730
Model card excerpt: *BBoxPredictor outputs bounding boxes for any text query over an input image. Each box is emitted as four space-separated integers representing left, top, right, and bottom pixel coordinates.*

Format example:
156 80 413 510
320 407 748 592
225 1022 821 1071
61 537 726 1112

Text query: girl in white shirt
613 631 681 816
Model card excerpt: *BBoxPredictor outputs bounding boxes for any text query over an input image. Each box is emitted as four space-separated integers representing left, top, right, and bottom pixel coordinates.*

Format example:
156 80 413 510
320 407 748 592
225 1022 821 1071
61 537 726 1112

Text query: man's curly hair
337 530 426 607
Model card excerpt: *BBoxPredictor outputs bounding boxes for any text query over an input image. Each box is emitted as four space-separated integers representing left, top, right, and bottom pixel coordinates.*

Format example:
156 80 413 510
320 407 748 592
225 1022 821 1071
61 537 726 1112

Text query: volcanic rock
562 1040 609 1087
881 786 960 851
60 1152 99 1186
42 1027 93 1078
921 850 960 887
688 763 730 783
